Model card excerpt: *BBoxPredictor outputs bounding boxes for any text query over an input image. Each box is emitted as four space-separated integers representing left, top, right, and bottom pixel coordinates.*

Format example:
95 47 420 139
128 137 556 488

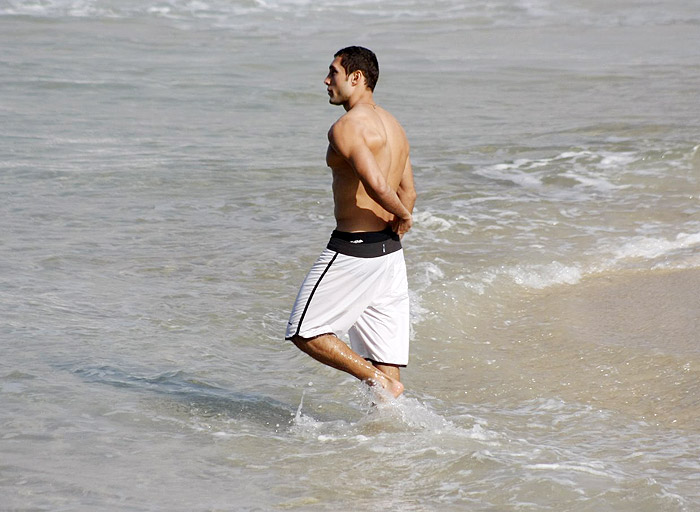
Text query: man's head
333 46 379 92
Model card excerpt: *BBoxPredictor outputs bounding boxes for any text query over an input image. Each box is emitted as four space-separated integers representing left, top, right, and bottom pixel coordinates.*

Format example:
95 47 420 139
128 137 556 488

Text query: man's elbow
372 180 393 200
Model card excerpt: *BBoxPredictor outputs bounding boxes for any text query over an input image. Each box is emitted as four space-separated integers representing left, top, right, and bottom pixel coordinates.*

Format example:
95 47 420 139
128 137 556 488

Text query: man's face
324 56 352 105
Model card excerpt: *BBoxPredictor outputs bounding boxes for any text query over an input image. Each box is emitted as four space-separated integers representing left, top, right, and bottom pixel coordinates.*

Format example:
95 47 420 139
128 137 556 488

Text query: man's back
326 103 411 233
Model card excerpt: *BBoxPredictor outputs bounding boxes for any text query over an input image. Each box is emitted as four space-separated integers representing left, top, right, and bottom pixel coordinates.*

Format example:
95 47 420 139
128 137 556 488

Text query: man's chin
328 94 345 106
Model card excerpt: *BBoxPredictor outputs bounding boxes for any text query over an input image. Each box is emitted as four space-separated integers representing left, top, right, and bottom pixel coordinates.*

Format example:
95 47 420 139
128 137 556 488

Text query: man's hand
391 214 413 237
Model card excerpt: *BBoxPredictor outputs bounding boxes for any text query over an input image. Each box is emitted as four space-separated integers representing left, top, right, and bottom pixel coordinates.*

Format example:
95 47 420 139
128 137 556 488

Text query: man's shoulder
328 110 365 140
335 107 369 125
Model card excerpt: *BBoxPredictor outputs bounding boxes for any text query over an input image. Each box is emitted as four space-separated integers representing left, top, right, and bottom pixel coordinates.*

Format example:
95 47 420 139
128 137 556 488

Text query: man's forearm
368 185 412 220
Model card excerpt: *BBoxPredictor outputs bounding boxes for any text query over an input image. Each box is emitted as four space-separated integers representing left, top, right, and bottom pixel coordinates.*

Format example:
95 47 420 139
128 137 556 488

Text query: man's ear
351 70 363 86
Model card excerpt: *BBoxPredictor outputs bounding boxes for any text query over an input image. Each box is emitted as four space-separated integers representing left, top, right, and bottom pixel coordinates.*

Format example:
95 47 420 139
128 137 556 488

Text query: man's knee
290 334 320 354
290 334 308 352
290 333 334 354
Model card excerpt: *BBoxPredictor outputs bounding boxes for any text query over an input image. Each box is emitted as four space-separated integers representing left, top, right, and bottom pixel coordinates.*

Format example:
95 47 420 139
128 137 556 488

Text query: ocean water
1 0 699 510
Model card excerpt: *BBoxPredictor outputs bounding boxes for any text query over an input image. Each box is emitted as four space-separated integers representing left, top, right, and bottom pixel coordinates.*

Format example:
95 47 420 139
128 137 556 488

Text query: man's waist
327 227 401 258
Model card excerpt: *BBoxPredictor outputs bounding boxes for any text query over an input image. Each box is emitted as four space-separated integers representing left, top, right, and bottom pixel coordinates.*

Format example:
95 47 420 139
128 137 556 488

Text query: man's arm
392 156 416 236
328 119 412 234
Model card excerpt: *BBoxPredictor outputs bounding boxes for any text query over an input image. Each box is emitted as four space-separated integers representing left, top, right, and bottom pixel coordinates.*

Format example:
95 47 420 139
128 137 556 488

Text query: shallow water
1 0 699 510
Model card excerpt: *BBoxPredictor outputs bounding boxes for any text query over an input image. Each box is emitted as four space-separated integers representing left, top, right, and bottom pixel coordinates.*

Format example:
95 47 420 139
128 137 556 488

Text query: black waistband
327 227 402 258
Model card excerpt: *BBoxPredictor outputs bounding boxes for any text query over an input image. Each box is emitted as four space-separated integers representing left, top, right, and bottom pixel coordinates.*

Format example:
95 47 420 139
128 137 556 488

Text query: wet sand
539 268 700 429
553 268 700 354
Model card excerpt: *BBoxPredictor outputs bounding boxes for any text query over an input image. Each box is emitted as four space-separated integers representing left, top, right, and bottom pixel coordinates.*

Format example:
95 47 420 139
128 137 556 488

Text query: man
285 46 416 398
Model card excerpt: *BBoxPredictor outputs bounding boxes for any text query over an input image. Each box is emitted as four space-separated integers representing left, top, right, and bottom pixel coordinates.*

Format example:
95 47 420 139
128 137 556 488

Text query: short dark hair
334 46 379 92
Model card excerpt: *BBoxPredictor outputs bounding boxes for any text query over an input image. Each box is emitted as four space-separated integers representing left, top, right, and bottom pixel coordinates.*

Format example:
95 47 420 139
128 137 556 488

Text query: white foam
289 384 500 446
505 261 583 289
475 162 545 189
413 210 454 232
525 462 623 481
609 232 700 262
414 260 445 288
457 228 700 296
464 261 584 293
561 170 622 191
598 152 638 168
474 149 638 198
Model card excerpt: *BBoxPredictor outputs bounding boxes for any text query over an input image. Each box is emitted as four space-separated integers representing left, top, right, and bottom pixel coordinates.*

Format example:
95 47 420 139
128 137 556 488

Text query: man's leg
292 333 404 398
372 362 400 383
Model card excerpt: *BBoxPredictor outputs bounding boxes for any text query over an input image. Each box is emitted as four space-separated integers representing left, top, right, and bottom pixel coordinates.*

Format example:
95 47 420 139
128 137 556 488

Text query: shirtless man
285 46 416 398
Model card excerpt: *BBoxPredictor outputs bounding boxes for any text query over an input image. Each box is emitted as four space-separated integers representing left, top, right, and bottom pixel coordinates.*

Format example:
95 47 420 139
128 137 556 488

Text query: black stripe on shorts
287 251 338 340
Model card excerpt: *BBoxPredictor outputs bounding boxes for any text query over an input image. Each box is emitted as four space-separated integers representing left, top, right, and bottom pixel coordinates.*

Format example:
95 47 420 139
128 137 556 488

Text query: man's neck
343 90 375 111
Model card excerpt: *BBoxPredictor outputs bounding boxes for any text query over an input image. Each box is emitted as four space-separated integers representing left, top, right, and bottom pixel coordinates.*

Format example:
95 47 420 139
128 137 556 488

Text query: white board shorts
285 230 410 366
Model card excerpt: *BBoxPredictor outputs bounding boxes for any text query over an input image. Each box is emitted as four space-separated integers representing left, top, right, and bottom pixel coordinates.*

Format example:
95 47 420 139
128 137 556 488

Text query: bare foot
367 373 404 399
385 378 405 398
